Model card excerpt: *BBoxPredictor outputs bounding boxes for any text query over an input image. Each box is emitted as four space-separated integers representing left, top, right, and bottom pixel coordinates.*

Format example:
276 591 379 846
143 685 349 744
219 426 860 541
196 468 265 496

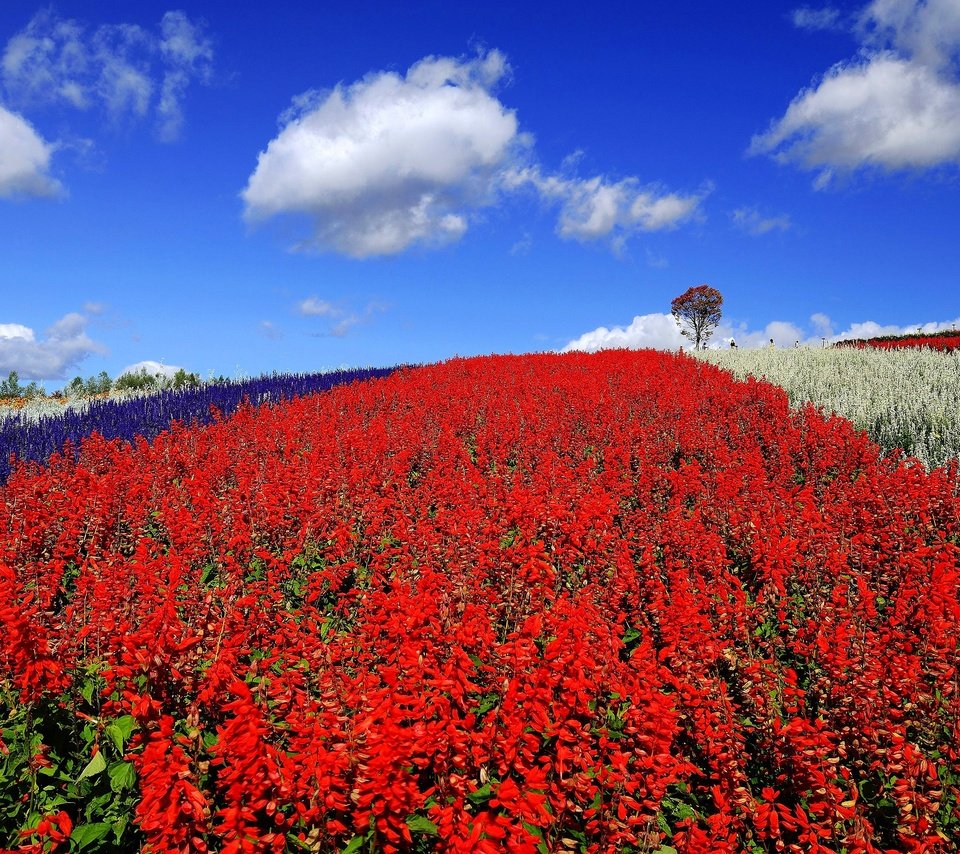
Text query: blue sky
1 0 959 384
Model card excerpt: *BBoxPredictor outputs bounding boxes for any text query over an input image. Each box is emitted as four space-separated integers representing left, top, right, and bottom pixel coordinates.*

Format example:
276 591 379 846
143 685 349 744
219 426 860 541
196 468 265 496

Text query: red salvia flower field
1 350 959 853
835 330 960 352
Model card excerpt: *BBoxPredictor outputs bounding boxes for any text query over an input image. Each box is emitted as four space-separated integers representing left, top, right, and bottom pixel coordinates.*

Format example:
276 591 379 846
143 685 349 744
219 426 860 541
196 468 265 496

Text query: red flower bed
835 330 960 351
1 351 959 853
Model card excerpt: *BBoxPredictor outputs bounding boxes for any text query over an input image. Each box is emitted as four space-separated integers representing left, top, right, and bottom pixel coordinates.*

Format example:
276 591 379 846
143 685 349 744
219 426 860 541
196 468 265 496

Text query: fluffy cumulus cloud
243 49 707 257
563 311 960 353
0 105 61 198
1 9 213 140
243 50 520 257
0 312 105 379
753 0 960 180
562 313 686 353
861 0 960 68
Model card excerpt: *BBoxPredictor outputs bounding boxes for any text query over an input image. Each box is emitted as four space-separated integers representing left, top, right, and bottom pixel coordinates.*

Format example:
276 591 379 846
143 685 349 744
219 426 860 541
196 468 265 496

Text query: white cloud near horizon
0 104 61 198
118 359 184 378
753 0 960 180
0 312 105 379
563 313 686 352
562 311 960 352
242 49 708 257
1 9 213 141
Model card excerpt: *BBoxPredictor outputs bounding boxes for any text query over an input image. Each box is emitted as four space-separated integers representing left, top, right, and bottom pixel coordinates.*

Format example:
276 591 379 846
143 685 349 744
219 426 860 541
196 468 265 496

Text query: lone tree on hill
671 284 723 350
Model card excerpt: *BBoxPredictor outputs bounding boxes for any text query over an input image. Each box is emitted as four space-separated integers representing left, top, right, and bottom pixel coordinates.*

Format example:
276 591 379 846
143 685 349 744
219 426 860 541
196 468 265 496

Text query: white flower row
696 346 960 470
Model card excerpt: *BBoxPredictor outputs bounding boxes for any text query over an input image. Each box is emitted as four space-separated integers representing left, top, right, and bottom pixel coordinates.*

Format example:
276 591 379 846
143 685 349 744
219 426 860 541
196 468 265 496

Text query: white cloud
297 295 387 337
243 49 708 258
0 312 105 379
561 313 686 353
832 316 960 340
298 296 340 317
731 206 792 235
259 320 282 340
157 11 214 141
792 6 844 31
510 231 533 255
754 0 960 178
859 0 960 69
0 105 61 198
1 9 213 141
505 167 707 245
811 311 834 336
728 320 809 348
119 359 182 378
645 248 669 268
0 323 34 341
563 310 960 353
751 55 960 175
243 50 521 257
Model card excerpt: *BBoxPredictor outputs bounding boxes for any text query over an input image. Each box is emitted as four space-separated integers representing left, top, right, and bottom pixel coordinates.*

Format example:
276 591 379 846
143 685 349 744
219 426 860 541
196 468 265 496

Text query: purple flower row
0 366 400 484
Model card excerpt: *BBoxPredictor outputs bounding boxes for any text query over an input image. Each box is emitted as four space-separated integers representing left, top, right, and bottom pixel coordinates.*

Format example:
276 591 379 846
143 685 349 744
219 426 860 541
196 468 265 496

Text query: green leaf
77 751 107 782
466 782 492 805
471 694 499 715
71 822 112 848
340 833 371 853
406 814 438 835
104 715 136 754
287 832 318 851
522 822 543 838
104 723 125 754
657 811 672 837
655 847 678 854
108 760 136 792
114 715 136 741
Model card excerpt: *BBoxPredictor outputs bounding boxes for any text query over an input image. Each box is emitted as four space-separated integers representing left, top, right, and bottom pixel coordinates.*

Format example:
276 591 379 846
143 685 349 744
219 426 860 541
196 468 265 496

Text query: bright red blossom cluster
1 351 959 852
835 331 960 352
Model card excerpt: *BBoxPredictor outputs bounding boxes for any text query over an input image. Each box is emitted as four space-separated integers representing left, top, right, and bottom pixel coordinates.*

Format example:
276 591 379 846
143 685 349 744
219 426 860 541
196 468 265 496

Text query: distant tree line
0 367 202 401
0 372 44 400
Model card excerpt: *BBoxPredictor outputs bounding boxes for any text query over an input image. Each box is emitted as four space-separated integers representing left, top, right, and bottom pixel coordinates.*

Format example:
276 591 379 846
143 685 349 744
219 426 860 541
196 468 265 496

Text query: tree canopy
671 284 723 350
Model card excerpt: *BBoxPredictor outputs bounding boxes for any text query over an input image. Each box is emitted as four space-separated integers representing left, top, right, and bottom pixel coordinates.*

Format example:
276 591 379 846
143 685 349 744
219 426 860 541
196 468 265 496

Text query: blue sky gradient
1 0 958 383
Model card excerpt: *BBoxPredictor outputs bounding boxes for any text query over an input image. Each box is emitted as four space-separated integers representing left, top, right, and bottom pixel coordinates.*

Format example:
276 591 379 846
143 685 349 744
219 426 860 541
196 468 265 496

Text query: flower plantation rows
1 351 959 853
835 330 960 352
698 347 960 471
0 367 397 485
